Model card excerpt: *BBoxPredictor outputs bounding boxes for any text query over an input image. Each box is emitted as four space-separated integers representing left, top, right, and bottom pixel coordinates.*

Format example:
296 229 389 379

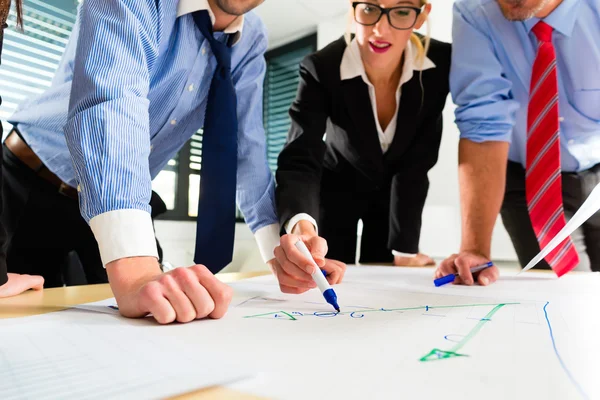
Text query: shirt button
77 185 81 192
202 47 207 56
568 139 575 145
559 117 565 122
171 119 177 125
188 84 195 92
150 144 154 151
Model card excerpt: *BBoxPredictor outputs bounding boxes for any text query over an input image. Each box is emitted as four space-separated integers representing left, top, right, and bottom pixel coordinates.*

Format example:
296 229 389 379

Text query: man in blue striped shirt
436 0 600 285
3 0 339 323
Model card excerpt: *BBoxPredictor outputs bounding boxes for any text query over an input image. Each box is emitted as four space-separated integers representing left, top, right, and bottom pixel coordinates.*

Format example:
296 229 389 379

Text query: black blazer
276 37 451 254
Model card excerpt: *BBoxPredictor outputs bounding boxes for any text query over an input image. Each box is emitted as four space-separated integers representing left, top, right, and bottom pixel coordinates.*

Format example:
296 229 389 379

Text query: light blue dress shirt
8 0 279 265
451 0 600 172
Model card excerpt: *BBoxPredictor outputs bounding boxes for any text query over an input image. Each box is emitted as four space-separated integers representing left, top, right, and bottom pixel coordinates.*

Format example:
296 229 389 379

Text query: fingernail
306 265 315 274
481 277 489 286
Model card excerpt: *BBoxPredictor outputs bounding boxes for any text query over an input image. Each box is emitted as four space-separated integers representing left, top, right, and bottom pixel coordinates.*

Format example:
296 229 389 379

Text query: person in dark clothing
273 0 450 293
0 0 44 297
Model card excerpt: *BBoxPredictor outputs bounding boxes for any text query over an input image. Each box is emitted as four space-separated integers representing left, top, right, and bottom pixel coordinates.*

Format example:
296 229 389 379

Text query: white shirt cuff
90 209 159 266
392 250 418 258
254 223 281 263
284 213 319 235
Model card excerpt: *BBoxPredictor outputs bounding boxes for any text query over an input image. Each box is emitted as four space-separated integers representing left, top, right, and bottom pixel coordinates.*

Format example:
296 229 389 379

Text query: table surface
0 271 270 400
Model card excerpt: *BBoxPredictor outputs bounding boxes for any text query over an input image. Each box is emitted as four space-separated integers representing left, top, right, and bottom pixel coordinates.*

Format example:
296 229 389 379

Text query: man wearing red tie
437 0 600 285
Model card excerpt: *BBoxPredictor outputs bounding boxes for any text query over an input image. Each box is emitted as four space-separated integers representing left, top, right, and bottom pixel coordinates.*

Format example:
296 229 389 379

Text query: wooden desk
0 271 269 400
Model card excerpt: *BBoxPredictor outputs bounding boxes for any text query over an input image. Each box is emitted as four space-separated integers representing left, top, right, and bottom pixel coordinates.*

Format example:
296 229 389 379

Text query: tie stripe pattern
526 21 579 277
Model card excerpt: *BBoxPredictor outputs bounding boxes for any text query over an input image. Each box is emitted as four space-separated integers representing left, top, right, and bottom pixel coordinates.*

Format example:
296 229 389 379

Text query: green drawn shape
243 311 297 321
419 349 468 362
420 303 507 362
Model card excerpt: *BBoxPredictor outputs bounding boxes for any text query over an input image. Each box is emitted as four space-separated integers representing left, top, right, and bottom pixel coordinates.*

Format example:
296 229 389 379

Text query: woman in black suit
272 0 450 292
0 0 44 297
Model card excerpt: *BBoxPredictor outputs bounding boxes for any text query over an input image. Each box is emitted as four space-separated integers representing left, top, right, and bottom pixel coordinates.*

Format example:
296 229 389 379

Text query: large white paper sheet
3 267 599 400
0 308 252 400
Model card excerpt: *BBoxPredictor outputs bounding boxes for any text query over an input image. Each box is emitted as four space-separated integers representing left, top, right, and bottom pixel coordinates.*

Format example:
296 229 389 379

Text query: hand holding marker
434 262 494 287
294 240 340 312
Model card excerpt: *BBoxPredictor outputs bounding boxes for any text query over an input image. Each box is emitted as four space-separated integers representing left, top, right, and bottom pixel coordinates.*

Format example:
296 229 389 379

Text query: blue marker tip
323 288 340 313
434 274 456 287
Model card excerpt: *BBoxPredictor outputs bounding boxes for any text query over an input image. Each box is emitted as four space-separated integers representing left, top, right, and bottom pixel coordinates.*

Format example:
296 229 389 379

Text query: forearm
458 139 509 257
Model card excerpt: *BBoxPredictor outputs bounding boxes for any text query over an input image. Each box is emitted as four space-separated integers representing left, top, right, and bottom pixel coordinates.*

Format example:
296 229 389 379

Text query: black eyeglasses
352 2 422 30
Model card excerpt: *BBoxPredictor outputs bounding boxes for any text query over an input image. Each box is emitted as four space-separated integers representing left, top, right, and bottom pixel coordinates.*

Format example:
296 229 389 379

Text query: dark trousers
501 161 600 272
320 188 394 264
2 145 107 288
0 124 6 286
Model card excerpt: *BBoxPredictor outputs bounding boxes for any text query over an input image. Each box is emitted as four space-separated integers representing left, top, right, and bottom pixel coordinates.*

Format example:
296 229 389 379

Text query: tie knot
532 21 553 43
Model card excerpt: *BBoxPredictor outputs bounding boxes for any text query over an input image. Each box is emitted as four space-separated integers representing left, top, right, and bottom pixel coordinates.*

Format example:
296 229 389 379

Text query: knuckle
176 310 196 324
140 281 162 300
159 274 177 289
155 312 175 325
191 264 212 277
273 246 285 261
214 285 234 305
172 267 191 279
196 299 215 318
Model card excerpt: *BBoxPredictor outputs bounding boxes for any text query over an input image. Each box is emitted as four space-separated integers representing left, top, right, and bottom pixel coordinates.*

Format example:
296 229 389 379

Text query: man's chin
214 0 264 16
497 0 542 21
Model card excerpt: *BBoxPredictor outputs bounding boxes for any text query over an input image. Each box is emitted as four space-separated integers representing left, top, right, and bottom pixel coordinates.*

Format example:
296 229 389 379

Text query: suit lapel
341 77 385 178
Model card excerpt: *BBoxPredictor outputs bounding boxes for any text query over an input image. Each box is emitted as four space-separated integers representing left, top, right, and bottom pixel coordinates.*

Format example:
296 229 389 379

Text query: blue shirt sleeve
450 2 520 143
232 22 278 233
63 0 160 222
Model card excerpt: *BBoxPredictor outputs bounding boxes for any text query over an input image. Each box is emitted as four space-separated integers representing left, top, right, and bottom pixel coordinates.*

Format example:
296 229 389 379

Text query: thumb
29 275 45 291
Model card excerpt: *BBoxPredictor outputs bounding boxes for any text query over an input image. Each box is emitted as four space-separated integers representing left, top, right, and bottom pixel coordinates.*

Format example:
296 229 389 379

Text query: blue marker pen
295 240 340 312
434 262 494 287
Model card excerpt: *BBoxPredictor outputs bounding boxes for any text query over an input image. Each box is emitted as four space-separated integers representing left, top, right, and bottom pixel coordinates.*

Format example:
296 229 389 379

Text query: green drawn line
278 311 297 321
420 303 508 362
242 302 520 320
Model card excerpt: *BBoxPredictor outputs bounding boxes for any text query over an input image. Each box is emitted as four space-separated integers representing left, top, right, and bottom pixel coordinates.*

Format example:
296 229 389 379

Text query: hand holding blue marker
434 262 494 287
294 240 340 312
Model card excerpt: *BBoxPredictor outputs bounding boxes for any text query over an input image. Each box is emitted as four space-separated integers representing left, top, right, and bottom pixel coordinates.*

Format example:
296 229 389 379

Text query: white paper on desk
145 267 598 400
522 181 600 273
0 309 252 400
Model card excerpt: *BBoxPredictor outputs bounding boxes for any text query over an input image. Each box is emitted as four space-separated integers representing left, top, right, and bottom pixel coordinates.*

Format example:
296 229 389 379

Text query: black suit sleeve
275 55 330 232
388 111 444 254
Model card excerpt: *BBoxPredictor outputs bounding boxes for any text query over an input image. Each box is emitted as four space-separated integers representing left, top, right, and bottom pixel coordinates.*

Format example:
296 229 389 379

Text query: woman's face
353 0 428 71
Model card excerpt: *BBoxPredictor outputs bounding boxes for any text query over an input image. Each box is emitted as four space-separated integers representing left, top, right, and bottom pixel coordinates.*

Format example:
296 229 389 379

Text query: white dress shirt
286 38 436 258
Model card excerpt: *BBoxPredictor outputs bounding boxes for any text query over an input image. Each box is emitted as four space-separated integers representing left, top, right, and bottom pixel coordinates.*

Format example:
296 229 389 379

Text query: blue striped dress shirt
8 0 280 265
451 0 600 172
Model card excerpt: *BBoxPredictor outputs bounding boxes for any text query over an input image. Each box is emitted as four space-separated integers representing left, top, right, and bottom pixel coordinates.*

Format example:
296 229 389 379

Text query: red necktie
526 21 579 277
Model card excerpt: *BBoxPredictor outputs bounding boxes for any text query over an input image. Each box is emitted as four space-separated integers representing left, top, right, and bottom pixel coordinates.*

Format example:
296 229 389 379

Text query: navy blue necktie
192 11 238 274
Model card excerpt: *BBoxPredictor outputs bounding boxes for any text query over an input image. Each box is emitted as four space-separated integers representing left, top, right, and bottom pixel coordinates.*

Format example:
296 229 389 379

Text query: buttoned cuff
392 250 417 258
284 213 319 235
90 209 159 266
254 223 281 263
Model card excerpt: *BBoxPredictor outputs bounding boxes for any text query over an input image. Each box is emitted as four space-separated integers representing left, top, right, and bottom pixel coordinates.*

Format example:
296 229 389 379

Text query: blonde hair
345 0 431 68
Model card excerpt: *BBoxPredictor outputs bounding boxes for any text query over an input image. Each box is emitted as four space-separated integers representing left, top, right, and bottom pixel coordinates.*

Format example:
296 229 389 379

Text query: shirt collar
523 0 580 38
177 0 245 45
340 38 436 88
